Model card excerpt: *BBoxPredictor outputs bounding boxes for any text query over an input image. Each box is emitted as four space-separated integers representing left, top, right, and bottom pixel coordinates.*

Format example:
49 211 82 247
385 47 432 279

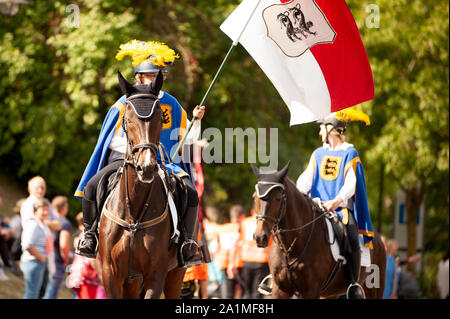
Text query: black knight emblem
319 156 342 181
277 4 317 42
263 0 336 57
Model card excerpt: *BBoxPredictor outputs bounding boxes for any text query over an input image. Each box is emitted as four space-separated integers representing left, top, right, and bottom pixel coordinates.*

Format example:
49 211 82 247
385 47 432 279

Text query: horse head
118 71 163 182
251 162 290 248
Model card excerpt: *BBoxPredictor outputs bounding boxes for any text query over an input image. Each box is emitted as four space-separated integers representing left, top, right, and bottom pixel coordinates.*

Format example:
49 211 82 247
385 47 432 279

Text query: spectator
21 176 61 231
396 265 421 298
21 176 61 297
0 215 13 266
381 235 398 299
0 195 13 281
8 198 26 276
20 198 54 299
216 205 245 298
437 251 449 299
387 238 421 299
238 200 272 299
44 196 72 299
203 206 225 298
66 212 106 299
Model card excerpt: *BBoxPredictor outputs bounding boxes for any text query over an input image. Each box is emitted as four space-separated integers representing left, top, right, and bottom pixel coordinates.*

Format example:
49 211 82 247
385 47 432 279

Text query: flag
220 0 374 125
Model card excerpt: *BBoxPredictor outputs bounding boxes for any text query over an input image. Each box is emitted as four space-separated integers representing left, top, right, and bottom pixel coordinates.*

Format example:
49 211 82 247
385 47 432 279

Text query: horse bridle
122 93 161 168
255 181 287 230
255 180 337 294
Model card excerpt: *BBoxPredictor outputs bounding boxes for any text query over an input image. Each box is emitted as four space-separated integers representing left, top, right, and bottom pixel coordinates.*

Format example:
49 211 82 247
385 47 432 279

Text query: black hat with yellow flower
115 40 179 74
318 107 371 133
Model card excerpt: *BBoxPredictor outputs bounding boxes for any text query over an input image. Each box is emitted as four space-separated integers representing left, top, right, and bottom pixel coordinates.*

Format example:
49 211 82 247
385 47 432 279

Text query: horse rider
296 108 375 298
74 40 206 268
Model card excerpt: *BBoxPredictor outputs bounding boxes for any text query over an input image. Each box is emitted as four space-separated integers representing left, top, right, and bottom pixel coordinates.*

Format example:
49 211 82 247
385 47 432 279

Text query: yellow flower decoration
335 107 371 126
115 39 179 67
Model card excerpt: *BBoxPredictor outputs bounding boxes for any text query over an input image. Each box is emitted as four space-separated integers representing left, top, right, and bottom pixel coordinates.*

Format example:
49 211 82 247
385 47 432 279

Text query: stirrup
257 274 273 296
75 231 98 259
346 282 366 299
179 239 203 268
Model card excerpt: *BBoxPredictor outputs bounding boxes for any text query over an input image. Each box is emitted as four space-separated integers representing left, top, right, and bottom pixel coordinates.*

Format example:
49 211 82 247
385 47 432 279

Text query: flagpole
171 0 263 162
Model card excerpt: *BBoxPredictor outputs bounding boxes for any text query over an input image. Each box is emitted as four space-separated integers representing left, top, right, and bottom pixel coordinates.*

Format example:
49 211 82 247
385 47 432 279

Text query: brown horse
251 162 386 299
98 71 186 298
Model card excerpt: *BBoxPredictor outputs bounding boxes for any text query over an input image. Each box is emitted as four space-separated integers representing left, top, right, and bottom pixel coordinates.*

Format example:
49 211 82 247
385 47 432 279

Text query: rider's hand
193 105 205 120
323 197 343 212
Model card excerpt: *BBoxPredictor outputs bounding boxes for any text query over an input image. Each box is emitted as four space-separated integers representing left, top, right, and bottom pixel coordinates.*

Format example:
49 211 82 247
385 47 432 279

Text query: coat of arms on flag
263 0 336 57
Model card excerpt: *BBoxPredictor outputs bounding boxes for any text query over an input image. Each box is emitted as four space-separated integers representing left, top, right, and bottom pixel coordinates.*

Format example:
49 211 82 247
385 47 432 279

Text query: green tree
349 0 449 274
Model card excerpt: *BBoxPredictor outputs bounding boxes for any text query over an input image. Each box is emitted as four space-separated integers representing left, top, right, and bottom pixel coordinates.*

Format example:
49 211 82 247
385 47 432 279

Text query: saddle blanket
325 218 371 267
158 169 179 242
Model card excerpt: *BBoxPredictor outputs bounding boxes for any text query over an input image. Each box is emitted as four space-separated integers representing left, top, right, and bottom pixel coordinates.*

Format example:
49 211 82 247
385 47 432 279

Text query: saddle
320 203 370 267
324 211 349 263
95 165 188 246
167 172 189 244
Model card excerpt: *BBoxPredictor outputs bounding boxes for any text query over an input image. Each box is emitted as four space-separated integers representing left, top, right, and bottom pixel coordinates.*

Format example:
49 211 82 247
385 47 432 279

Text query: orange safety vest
215 222 241 270
240 215 272 263
183 263 209 282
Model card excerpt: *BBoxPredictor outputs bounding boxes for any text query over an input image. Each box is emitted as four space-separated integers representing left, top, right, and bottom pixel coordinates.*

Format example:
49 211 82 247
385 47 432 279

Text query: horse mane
284 176 322 213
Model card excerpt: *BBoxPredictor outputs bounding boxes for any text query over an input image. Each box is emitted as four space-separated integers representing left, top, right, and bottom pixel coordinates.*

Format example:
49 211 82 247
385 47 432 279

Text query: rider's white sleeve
338 166 356 207
183 119 201 145
296 155 314 194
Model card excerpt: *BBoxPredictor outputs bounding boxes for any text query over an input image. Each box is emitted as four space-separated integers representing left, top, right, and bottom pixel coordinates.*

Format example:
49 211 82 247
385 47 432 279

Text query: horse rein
255 181 326 235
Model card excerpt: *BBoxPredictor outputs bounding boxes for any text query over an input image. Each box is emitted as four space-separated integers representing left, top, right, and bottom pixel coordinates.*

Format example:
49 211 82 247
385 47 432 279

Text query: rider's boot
178 204 203 268
75 198 99 259
345 213 365 299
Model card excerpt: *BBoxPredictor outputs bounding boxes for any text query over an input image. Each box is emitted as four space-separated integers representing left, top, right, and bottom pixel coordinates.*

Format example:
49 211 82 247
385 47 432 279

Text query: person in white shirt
21 176 61 231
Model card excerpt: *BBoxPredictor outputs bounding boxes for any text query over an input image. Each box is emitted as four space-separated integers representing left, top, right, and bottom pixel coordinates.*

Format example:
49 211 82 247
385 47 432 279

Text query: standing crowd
0 175 447 299
0 176 106 299
181 201 272 299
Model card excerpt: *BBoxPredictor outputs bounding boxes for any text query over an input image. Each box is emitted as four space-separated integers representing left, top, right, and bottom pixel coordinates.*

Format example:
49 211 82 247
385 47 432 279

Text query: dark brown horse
251 162 386 299
98 71 186 298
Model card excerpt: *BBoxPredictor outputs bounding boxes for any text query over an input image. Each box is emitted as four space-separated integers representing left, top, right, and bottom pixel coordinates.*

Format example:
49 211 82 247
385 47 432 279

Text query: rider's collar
322 142 353 151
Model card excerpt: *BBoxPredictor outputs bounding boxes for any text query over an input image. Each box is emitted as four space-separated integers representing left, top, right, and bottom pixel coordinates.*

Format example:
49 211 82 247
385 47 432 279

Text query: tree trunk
404 183 425 274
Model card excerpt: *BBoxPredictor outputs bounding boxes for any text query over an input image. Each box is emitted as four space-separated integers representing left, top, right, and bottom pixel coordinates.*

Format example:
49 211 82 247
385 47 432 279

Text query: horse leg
143 271 167 299
102 264 124 298
164 268 187 299
123 278 144 299
272 280 293 299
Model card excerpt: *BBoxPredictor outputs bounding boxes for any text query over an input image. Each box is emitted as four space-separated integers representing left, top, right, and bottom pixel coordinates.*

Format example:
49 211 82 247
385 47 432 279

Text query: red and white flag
220 0 374 125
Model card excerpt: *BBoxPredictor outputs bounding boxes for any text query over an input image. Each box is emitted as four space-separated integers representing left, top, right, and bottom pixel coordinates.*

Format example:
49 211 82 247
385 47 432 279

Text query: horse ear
150 70 163 95
118 71 135 96
250 163 260 178
277 161 290 181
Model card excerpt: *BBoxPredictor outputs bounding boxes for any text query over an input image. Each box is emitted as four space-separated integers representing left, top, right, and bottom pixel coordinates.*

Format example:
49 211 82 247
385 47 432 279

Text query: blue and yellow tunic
74 92 193 199
310 146 374 248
